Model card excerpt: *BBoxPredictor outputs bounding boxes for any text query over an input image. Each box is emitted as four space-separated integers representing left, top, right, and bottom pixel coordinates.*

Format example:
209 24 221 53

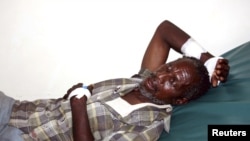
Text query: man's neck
121 89 152 105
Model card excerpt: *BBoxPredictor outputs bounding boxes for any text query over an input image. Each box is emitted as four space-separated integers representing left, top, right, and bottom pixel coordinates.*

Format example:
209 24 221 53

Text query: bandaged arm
68 86 94 141
181 38 223 83
67 85 91 100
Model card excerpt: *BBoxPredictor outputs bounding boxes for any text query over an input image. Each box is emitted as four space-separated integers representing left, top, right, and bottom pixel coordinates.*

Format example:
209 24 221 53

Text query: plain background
1 0 250 100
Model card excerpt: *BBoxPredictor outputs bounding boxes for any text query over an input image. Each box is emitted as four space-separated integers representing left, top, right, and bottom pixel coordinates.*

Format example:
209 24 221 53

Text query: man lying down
0 20 229 141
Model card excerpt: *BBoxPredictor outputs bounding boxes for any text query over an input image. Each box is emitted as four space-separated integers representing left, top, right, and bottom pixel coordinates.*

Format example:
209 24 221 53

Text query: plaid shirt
9 69 172 141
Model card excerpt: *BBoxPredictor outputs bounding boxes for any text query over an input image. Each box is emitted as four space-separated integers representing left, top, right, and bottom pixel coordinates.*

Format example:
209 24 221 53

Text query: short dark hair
179 56 210 102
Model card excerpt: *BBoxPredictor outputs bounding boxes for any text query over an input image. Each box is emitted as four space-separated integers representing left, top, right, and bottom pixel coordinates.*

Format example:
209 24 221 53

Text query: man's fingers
211 74 219 87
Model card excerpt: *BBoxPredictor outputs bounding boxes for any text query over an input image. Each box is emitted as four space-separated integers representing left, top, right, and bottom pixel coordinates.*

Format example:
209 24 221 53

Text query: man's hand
211 58 230 87
201 53 230 87
63 83 83 99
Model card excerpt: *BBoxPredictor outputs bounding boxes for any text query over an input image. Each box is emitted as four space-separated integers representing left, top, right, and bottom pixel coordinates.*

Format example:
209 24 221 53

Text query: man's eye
170 77 177 87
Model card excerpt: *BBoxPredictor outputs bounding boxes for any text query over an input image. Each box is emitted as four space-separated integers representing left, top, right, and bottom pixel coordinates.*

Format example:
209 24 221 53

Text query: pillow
159 41 250 141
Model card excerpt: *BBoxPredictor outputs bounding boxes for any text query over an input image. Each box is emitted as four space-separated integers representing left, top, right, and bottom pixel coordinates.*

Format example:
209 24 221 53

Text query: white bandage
181 38 207 59
181 38 222 85
204 56 223 84
67 85 91 100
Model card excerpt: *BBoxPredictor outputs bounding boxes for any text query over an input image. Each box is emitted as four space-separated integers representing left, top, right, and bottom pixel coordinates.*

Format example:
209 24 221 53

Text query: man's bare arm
141 20 229 86
141 20 190 71
70 96 94 141
64 83 94 141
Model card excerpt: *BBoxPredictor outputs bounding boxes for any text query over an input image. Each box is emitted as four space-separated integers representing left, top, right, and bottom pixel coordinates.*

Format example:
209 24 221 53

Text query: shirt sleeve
132 68 152 79
102 120 165 141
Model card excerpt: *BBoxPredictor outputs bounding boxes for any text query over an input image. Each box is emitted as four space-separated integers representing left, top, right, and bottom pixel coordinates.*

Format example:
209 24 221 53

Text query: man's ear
174 98 189 105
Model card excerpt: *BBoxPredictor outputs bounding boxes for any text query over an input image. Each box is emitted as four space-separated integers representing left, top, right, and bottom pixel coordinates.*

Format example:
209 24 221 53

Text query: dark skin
66 20 230 141
66 84 94 141
140 59 200 105
123 58 199 105
70 96 94 141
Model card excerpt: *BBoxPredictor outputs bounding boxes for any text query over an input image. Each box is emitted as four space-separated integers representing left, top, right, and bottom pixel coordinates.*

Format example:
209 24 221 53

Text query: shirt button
45 111 51 117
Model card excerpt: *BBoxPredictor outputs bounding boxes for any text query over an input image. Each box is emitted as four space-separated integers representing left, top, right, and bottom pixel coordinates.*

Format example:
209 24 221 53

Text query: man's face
141 58 199 105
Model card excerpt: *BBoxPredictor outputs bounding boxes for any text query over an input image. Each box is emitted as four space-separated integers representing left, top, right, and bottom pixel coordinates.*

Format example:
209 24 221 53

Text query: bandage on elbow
181 38 207 59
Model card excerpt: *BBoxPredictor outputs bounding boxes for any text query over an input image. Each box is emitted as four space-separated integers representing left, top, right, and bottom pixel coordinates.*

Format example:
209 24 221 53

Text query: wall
1 0 250 100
